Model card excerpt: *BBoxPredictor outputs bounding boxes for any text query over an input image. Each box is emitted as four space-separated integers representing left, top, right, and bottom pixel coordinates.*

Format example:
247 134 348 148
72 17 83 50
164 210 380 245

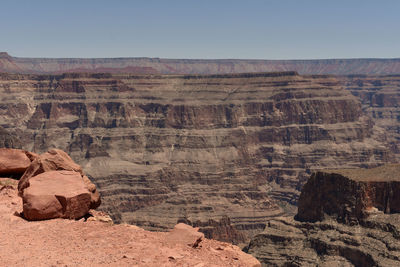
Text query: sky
1 0 399 59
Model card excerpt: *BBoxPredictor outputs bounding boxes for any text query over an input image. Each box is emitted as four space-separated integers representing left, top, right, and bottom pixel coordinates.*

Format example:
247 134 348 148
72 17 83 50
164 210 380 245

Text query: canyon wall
246 165 400 266
343 75 400 161
2 52 400 75
0 72 397 243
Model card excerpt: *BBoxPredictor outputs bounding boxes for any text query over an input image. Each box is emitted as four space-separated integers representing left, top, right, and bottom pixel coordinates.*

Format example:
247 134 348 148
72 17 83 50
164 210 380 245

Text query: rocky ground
0 178 260 267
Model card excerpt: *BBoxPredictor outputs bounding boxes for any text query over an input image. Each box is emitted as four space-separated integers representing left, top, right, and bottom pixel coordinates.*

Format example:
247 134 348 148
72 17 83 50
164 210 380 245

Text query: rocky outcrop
296 164 400 224
0 178 261 267
2 52 400 75
0 72 396 242
22 170 92 220
245 165 400 266
18 149 100 210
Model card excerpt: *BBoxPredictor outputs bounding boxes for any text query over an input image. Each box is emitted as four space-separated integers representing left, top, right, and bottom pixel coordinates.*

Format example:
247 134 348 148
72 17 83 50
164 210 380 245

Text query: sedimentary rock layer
0 72 395 242
246 165 400 266
245 215 400 267
343 75 400 162
297 164 400 224
2 52 400 75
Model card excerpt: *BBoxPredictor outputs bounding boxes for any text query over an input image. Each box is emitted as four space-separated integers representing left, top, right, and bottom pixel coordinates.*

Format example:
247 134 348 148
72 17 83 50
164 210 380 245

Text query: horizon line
2 52 400 61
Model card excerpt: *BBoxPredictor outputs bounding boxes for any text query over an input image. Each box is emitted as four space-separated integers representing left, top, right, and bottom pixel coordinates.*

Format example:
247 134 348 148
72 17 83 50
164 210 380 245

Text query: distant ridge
1 52 400 75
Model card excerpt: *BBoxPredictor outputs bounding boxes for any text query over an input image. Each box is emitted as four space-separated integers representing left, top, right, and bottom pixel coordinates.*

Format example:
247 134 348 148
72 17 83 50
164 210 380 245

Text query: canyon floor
0 178 259 267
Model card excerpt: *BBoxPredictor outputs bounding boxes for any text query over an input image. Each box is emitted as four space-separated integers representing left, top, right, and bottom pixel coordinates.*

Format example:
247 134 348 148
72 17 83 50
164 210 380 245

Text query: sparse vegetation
0 179 15 187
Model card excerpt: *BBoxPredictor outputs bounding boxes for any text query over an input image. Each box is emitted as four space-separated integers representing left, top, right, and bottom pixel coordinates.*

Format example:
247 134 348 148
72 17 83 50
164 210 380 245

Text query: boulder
22 170 91 220
165 223 205 248
0 148 32 176
18 149 100 209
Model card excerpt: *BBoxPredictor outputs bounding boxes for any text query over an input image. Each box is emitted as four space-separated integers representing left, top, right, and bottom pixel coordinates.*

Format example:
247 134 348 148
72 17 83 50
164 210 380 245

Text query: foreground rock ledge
0 179 261 267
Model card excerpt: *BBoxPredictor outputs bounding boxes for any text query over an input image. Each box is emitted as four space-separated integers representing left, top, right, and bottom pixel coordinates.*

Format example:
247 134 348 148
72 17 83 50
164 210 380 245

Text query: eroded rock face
296 164 400 224
22 170 92 220
0 72 397 242
245 216 400 267
246 164 400 266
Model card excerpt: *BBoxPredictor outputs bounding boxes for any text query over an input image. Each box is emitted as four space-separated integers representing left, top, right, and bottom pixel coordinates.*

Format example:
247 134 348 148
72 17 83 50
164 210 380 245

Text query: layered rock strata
2 52 400 75
245 165 400 266
343 75 400 162
296 164 400 224
0 72 395 241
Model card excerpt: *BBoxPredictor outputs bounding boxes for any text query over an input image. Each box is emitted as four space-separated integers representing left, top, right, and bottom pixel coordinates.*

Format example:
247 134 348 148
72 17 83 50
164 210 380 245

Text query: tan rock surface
0 178 260 267
22 170 91 220
165 223 205 248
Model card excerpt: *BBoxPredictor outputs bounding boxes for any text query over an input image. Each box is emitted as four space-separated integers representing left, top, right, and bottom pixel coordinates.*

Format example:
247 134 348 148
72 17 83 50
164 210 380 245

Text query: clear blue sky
1 0 399 59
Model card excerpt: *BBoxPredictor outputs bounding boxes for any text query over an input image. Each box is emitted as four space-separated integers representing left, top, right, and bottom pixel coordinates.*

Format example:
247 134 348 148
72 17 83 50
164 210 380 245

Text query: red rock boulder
0 148 33 177
22 170 92 220
165 223 205 248
18 149 100 209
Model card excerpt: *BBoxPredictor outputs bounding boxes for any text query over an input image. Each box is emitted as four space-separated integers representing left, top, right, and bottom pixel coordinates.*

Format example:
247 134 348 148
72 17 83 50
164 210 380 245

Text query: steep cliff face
246 165 400 267
0 72 395 242
296 164 400 224
2 52 400 75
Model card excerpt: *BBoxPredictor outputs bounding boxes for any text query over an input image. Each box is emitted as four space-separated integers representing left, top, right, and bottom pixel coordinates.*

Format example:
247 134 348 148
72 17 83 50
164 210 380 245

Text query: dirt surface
0 178 260 267
325 164 400 182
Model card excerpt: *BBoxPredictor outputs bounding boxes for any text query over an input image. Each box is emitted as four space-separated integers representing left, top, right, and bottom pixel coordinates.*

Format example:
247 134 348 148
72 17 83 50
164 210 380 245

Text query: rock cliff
0 71 395 243
2 52 400 75
296 164 400 224
245 164 400 266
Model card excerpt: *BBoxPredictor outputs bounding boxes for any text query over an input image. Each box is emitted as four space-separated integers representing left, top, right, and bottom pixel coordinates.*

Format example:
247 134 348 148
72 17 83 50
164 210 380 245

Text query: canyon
2 52 400 75
0 71 398 245
245 164 400 266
